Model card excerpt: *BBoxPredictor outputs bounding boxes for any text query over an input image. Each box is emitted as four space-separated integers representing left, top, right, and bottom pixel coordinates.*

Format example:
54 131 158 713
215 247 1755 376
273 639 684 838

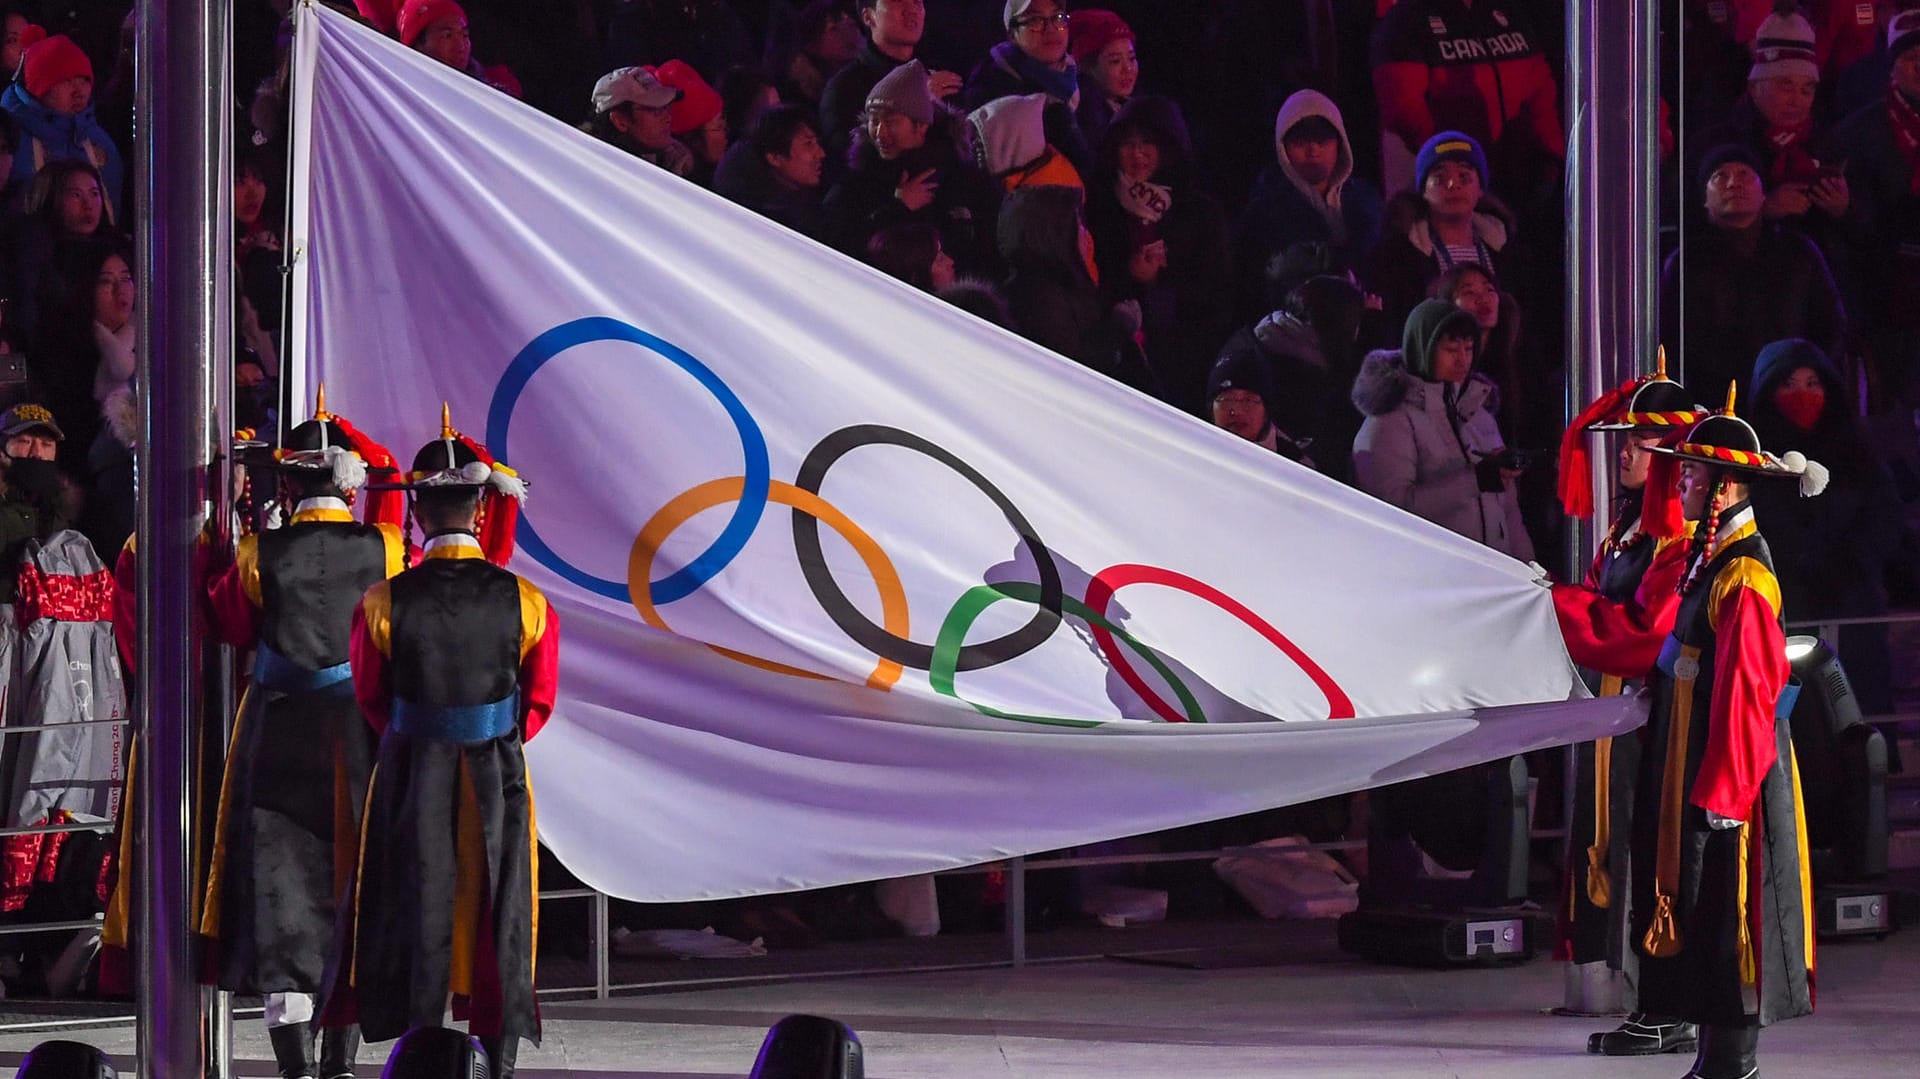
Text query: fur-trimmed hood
1352 349 1499 418
937 275 1013 329
101 383 138 452
1382 190 1514 254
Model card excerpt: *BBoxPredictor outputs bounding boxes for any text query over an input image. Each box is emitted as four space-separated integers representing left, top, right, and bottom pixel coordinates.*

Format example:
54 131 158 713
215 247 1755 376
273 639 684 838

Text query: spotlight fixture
382 1026 489 1079
748 1014 864 1079
14 1040 115 1079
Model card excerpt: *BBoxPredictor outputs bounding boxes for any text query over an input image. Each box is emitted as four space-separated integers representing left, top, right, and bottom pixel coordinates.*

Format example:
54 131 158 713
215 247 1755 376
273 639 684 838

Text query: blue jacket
2 84 124 217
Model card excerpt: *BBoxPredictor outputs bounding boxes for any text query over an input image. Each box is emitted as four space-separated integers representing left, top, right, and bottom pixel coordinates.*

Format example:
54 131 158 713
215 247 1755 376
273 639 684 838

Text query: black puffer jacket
824 113 1002 276
713 140 830 243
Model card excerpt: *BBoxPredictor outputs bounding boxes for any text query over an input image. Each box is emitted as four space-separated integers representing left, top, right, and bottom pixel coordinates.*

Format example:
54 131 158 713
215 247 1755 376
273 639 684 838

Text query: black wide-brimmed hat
403 403 528 500
1586 349 1704 432
252 384 368 490
1650 383 1829 496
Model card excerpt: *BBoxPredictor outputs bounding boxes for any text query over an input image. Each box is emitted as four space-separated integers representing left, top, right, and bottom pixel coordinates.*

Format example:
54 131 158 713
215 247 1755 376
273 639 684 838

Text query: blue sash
1653 635 1803 719
1654 635 1685 678
252 642 353 694
389 693 519 744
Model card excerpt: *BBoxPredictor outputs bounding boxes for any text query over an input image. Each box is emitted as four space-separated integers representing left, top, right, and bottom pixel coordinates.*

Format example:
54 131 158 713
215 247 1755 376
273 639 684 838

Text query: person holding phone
1694 5 1860 314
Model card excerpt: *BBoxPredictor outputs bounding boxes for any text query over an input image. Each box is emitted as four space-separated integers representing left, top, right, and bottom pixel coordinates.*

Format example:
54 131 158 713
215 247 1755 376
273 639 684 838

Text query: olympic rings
491 321 1353 725
793 424 1062 672
1084 564 1355 722
930 581 1204 727
629 476 908 691
486 318 771 604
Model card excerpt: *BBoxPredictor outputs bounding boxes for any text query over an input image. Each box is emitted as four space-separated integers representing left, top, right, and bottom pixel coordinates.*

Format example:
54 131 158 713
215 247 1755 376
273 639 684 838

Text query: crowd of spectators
0 0 1915 959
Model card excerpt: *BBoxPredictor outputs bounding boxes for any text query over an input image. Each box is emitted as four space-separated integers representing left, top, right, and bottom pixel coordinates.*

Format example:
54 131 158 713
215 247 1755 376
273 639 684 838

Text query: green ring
928 581 1206 727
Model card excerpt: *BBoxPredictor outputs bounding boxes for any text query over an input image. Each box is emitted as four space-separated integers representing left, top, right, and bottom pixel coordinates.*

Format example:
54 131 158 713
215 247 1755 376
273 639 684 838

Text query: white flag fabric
291 6 1639 901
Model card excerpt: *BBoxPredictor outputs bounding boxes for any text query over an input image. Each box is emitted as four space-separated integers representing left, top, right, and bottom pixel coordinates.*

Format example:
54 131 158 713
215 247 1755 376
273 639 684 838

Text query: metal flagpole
1563 0 1660 1017
135 0 230 1074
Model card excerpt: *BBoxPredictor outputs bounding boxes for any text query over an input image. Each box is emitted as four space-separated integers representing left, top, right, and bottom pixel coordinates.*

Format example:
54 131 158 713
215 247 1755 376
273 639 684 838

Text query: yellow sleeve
376 522 407 579
517 576 549 662
362 580 393 657
235 535 263 607
1707 556 1782 626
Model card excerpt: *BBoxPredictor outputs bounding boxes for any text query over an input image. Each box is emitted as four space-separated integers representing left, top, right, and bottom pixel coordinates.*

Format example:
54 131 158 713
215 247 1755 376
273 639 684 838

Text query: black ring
792 424 1062 671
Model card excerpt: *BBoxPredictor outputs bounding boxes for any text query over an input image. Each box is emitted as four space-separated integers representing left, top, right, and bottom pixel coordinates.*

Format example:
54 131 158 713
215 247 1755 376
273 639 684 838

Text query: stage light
748 1014 864 1079
1783 636 1897 937
382 1027 489 1078
13 1040 115 1078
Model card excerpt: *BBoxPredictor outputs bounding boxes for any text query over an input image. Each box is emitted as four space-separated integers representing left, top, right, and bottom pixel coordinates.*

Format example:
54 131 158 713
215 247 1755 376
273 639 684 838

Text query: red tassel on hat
452 432 521 567
329 414 407 531
1557 377 1647 518
1641 428 1688 540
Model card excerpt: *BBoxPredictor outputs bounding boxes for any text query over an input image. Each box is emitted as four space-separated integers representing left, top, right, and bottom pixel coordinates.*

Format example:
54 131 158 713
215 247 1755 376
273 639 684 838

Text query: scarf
93 320 137 403
995 41 1080 108
1116 174 1172 225
1889 84 1920 195
1765 121 1819 186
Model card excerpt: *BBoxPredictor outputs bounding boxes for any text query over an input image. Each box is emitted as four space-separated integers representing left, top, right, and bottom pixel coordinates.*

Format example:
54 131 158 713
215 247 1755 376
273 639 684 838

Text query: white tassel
458 461 492 485
325 445 368 491
1780 450 1829 497
486 466 529 504
1797 453 1827 491
263 501 286 530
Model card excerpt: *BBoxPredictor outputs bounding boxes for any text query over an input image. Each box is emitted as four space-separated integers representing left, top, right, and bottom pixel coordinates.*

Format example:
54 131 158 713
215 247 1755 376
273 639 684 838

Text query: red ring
1084 564 1355 722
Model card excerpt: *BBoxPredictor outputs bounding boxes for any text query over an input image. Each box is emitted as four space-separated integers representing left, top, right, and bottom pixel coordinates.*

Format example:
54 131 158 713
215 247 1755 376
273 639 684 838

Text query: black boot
1685 1023 1758 1079
268 1021 317 1079
481 1036 517 1079
1587 1011 1699 1055
318 1025 360 1079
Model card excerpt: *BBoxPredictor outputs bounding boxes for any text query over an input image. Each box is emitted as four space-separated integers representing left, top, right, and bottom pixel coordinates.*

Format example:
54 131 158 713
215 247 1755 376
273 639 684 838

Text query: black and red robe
1629 506 1814 1028
200 499 406 994
323 532 558 1044
1549 507 1690 967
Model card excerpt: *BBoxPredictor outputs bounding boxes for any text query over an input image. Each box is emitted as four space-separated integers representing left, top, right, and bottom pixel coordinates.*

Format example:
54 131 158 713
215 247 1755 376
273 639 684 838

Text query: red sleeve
1512 55 1565 158
349 599 392 735
1550 539 1686 677
1373 61 1436 150
112 544 136 676
1690 588 1789 820
519 602 558 742
204 562 262 649
331 415 407 530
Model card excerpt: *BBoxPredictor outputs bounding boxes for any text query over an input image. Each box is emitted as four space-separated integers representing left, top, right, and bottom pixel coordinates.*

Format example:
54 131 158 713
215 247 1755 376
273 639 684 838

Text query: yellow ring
629 477 908 690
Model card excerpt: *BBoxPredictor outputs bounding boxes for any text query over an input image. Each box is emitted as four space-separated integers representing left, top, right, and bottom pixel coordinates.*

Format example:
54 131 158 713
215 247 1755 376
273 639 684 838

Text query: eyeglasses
1014 13 1071 30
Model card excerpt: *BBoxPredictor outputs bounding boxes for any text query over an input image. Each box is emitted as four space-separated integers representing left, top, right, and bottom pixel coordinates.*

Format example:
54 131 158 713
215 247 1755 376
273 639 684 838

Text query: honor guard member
201 390 407 1079
1632 386 1826 1079
323 407 552 1079
1551 354 1706 1057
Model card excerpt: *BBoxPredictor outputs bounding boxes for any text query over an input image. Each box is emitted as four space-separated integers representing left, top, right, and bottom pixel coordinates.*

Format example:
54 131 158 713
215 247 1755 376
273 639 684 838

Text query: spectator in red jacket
1370 0 1564 200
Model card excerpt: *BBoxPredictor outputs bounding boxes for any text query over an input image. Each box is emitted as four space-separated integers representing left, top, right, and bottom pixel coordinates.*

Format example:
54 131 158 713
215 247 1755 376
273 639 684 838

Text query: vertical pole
135 0 229 1074
593 890 611 1001
1562 0 1658 1019
1566 0 1660 568
1005 858 1026 968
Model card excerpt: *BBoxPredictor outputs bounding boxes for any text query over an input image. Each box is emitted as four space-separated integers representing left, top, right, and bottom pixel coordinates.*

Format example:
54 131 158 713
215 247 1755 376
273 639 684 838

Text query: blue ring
486 317 769 604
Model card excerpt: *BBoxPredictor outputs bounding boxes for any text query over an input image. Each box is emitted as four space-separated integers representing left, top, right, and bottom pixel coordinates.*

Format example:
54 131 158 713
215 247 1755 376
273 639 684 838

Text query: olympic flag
290 6 1640 901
